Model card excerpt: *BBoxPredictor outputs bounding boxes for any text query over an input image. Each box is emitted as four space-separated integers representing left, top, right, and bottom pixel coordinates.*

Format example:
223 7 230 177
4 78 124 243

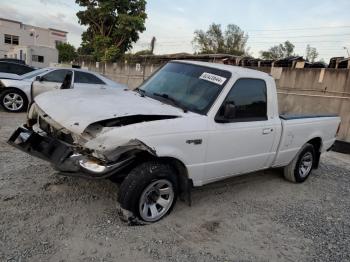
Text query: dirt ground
0 111 349 262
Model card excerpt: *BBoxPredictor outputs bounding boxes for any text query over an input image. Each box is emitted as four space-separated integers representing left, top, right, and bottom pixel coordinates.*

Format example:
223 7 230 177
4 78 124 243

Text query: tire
0 88 28 112
284 143 315 183
118 161 178 223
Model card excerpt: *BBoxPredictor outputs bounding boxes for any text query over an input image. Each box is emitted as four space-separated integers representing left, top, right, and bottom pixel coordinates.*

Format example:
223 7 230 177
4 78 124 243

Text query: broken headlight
79 158 107 173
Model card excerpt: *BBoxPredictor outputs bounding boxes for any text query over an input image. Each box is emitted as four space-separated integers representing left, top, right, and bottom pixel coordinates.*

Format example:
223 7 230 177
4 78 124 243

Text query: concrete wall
81 61 163 88
272 68 350 143
81 61 350 142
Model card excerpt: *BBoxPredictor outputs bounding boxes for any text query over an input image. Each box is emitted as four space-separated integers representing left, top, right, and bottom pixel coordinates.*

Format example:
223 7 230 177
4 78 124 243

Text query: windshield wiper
135 88 146 97
153 92 188 113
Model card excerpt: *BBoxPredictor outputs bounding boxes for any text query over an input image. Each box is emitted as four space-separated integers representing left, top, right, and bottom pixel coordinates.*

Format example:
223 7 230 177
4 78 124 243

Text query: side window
32 55 44 63
10 64 33 75
8 64 21 75
74 71 105 84
41 69 72 82
4 34 11 44
4 34 19 45
216 78 267 122
0 63 10 73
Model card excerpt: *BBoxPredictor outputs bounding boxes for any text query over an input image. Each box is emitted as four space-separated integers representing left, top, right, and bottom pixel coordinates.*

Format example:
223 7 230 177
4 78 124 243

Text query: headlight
27 103 38 119
79 158 107 173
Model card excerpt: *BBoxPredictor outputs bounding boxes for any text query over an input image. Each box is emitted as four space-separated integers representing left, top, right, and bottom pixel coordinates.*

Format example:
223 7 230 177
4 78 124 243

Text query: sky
1 0 350 62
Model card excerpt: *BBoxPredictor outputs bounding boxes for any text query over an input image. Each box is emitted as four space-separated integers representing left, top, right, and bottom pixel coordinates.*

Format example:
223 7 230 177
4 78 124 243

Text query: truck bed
273 114 340 168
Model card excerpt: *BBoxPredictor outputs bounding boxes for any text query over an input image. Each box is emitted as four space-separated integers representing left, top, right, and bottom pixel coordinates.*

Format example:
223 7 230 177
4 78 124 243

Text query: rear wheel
118 161 178 223
0 88 28 112
284 143 315 183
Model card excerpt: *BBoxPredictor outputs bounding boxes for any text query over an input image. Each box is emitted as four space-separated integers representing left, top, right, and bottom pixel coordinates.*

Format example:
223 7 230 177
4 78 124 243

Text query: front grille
38 116 74 144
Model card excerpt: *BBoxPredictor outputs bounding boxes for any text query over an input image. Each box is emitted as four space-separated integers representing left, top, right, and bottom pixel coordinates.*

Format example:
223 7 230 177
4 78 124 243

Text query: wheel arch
158 156 193 205
126 151 193 205
306 137 322 168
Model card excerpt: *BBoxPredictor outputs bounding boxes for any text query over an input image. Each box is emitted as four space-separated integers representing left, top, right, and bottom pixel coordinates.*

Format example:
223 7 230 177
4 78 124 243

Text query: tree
193 23 248 56
56 43 77 62
76 0 147 62
305 44 319 62
260 41 295 59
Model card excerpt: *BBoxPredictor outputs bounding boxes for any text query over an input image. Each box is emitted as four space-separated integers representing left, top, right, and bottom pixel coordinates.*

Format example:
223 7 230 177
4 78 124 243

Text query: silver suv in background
0 68 126 112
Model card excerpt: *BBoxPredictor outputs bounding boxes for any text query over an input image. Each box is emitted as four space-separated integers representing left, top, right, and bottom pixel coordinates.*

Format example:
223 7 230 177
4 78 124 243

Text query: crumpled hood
34 88 187 134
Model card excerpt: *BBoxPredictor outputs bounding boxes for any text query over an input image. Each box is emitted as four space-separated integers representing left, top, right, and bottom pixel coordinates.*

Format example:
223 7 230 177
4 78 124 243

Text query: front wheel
0 88 28 112
118 161 178 223
284 143 315 183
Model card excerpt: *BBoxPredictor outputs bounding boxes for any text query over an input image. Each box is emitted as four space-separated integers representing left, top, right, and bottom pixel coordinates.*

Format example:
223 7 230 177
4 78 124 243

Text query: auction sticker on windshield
199 72 227 85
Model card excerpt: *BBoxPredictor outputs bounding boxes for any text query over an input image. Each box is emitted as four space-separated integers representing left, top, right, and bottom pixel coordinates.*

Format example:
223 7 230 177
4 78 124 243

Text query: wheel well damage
103 139 157 162
104 141 193 206
158 157 193 206
307 137 322 169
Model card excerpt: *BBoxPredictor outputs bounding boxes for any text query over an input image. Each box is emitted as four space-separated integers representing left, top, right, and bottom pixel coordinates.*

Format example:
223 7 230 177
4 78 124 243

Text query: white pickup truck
8 61 341 223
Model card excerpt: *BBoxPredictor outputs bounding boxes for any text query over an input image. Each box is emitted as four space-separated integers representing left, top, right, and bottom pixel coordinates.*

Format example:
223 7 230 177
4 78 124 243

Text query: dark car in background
0 58 26 65
0 61 35 80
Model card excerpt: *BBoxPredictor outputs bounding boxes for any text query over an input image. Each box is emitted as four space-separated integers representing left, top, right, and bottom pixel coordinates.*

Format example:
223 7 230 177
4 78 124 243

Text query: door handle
262 128 274 135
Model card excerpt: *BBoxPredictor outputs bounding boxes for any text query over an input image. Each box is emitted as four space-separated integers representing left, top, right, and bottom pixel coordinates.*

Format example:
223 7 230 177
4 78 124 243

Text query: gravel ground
0 111 349 262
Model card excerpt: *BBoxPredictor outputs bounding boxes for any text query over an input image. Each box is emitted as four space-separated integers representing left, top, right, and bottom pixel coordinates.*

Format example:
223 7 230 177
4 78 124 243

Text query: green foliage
56 43 77 62
193 23 248 56
305 45 319 62
76 0 147 62
260 41 295 60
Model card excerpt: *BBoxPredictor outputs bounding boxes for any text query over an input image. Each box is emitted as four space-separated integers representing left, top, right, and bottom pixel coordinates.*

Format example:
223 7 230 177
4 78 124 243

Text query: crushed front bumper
8 127 132 179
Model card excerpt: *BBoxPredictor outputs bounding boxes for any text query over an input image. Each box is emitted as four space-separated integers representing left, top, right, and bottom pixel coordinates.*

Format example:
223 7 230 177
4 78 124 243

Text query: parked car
0 61 35 79
0 58 26 65
0 67 126 112
8 61 341 223
30 68 125 99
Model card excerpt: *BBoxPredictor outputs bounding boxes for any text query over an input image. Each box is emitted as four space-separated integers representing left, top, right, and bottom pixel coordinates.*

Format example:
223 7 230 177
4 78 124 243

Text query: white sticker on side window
199 72 227 85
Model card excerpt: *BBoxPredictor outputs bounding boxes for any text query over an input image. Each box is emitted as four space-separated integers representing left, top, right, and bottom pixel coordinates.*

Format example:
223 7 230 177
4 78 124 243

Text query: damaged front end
8 104 175 179
8 126 143 179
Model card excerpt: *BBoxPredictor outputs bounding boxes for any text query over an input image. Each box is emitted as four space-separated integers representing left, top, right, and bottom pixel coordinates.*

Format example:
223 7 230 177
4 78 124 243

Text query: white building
0 17 68 67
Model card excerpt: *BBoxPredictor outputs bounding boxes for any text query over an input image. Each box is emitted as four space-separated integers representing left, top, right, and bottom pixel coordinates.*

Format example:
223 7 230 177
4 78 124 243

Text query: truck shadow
188 169 286 206
44 168 286 208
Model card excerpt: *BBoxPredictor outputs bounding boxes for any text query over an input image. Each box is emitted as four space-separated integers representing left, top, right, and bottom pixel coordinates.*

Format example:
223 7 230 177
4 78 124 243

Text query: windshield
20 68 50 79
139 62 231 114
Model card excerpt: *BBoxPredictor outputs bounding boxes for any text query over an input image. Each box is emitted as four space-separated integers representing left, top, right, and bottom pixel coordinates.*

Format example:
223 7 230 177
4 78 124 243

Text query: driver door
31 69 73 99
203 78 279 183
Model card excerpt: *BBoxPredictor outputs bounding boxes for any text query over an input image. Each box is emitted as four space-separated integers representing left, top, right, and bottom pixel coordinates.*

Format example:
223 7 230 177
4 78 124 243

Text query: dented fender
99 139 157 162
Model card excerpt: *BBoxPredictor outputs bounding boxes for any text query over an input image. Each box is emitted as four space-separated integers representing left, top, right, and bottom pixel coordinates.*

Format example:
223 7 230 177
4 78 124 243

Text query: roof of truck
174 60 271 79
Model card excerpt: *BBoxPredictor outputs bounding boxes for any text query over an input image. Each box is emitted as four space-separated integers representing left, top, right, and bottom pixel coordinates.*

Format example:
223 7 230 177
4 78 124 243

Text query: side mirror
60 72 73 90
215 101 236 123
35 76 42 82
223 101 236 119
